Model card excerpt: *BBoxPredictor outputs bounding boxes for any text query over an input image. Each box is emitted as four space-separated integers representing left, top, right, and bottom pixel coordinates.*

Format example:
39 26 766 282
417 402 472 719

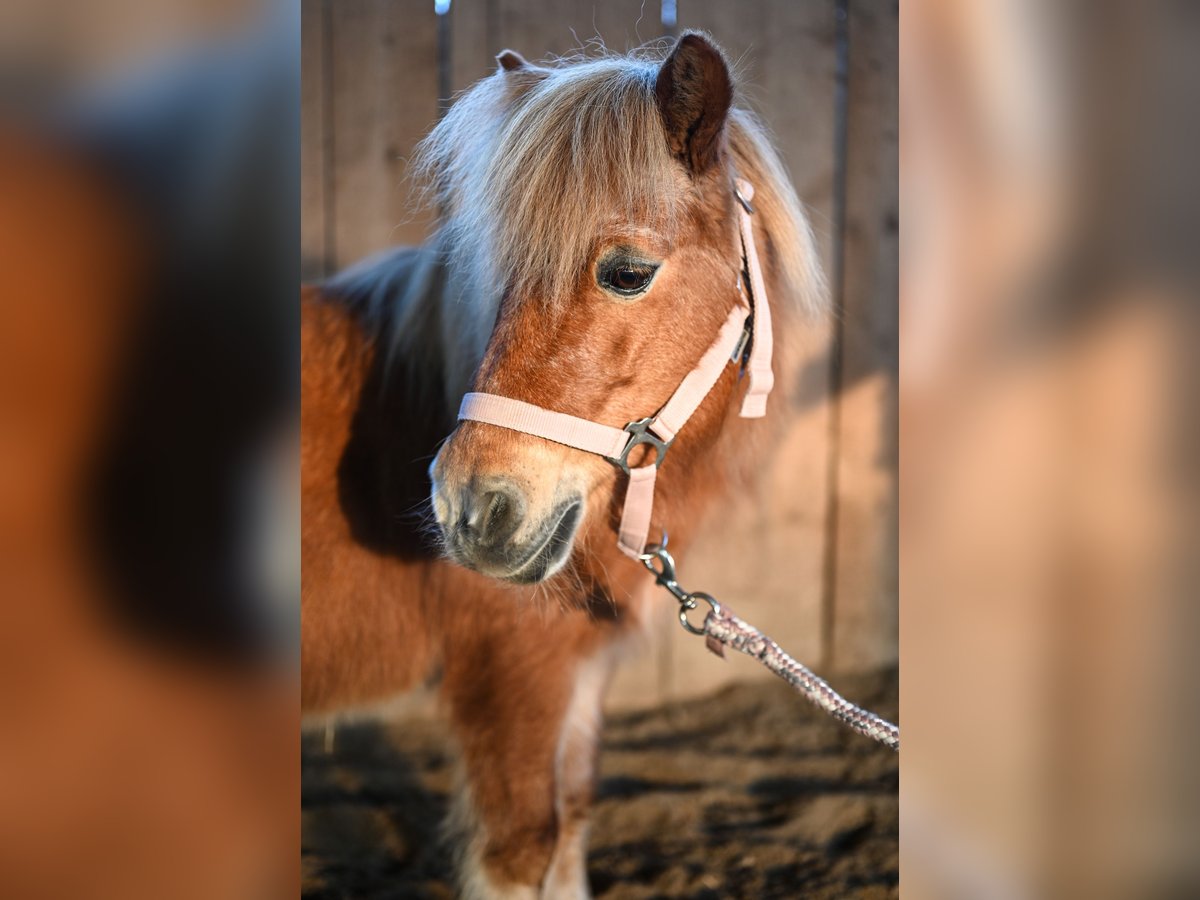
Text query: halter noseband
457 178 773 559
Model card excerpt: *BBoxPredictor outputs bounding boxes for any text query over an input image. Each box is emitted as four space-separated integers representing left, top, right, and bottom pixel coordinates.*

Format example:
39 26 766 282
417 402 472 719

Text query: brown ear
654 32 733 174
496 49 530 72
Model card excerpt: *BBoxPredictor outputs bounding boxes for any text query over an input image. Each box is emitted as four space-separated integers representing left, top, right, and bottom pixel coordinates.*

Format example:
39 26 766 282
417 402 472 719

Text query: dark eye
613 267 649 291
597 257 659 297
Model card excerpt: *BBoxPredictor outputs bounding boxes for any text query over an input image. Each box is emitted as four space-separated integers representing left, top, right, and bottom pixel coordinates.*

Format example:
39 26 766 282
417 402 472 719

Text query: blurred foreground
902 1 1199 897
0 1 297 897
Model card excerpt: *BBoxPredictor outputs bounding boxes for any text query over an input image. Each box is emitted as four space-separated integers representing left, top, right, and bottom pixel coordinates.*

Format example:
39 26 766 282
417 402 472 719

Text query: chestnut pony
302 33 825 898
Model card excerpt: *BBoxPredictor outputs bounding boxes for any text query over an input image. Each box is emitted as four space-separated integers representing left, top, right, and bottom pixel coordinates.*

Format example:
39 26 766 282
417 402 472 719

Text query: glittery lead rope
702 605 900 751
640 538 899 752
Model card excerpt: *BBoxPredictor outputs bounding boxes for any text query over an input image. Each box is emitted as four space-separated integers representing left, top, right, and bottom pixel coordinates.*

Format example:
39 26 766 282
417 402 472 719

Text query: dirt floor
302 669 898 899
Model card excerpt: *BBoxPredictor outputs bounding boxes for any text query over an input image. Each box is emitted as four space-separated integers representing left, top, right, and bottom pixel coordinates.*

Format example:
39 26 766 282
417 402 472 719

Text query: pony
301 32 825 898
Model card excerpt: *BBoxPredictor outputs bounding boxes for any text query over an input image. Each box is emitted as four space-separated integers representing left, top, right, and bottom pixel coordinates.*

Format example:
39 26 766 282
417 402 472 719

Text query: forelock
416 54 688 307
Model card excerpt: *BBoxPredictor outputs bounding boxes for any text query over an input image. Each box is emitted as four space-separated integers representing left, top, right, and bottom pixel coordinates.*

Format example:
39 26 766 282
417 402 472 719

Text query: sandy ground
302 669 898 899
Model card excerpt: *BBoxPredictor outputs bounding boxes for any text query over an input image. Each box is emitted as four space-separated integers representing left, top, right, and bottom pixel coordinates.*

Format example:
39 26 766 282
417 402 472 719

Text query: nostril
483 491 511 536
467 490 503 532
460 487 522 546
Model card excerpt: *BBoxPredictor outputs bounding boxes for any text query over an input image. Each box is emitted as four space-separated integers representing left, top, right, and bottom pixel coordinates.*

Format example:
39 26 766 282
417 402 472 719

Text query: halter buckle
612 417 672 474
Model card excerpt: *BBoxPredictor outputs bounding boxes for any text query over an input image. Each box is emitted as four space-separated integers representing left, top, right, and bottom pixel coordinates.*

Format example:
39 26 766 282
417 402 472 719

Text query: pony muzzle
430 457 584 584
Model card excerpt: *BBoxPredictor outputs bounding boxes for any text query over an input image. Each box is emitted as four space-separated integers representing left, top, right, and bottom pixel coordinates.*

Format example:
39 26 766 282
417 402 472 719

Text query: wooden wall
301 0 897 707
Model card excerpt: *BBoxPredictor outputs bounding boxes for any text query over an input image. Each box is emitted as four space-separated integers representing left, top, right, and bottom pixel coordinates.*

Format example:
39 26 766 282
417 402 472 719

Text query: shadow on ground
302 669 898 899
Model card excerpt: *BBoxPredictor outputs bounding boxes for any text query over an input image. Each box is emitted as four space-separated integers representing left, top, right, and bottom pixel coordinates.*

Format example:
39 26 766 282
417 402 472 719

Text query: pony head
424 33 821 584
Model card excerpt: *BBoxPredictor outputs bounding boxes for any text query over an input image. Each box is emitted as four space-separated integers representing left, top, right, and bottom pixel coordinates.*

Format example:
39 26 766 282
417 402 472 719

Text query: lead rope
640 534 899 752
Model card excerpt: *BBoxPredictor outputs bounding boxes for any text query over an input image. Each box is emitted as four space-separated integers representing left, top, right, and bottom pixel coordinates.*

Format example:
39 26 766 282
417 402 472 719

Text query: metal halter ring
679 591 721 635
612 417 672 475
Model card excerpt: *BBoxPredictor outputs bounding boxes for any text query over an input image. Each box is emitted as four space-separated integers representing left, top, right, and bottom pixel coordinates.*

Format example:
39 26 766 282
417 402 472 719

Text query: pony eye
613 267 649 291
598 257 659 297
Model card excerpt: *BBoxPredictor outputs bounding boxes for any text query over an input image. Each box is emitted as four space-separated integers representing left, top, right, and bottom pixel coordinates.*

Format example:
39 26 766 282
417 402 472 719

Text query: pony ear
654 31 733 174
496 49 530 72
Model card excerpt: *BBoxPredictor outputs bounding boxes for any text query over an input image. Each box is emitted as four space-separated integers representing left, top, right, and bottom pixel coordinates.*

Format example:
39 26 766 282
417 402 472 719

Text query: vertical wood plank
330 0 440 267
300 0 327 280
493 0 584 61
752 0 840 679
830 0 898 670
676 3 838 678
489 0 668 64
582 0 668 52
450 0 495 98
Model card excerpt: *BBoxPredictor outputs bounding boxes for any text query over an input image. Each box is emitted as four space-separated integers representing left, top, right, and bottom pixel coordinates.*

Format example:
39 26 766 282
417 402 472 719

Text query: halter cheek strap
457 178 773 559
734 181 774 416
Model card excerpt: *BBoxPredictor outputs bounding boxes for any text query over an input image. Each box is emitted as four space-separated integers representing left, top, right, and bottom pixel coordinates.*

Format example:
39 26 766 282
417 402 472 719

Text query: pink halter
457 179 773 559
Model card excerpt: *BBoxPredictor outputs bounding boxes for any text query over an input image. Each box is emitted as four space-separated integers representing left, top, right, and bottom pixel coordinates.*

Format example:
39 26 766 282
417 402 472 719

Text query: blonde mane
412 45 826 319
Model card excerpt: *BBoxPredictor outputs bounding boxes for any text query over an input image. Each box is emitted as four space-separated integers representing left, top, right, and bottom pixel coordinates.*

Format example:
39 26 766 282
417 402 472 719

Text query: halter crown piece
457 178 774 559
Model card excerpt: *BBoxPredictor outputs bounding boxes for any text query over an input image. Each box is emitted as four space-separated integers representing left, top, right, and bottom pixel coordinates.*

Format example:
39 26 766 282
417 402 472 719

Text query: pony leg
443 627 614 900
540 647 612 898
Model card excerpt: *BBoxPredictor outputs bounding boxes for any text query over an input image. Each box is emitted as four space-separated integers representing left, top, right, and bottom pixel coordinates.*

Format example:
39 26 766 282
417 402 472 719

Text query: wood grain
329 0 439 268
829 0 899 670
